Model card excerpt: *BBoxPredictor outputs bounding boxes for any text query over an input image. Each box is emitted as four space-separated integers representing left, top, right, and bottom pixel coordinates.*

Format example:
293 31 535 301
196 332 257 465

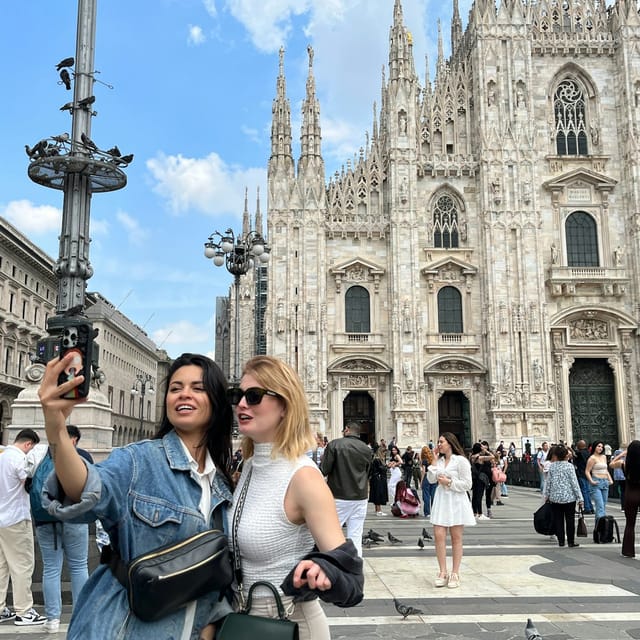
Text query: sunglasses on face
227 386 281 406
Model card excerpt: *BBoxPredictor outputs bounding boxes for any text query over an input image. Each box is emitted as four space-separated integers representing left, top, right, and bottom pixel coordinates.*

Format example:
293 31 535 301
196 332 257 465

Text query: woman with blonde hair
224 356 363 640
420 445 436 518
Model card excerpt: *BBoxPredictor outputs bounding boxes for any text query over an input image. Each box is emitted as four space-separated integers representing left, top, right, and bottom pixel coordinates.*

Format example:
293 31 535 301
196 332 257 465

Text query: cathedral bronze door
343 391 375 445
569 358 618 447
438 391 471 449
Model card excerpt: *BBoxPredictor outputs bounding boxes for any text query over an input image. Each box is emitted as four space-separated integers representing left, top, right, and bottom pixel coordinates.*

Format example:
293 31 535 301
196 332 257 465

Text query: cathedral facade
258 0 640 449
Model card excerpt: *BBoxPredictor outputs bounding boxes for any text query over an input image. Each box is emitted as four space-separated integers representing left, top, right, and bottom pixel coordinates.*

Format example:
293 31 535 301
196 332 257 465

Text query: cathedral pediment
542 168 618 201
330 258 385 293
421 257 477 293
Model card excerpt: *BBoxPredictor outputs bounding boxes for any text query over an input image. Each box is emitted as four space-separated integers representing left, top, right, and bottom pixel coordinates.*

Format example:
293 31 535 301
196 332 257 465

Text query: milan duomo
235 0 640 450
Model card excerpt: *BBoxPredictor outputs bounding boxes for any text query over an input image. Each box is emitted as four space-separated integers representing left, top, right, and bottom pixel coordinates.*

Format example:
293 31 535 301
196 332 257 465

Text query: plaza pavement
2 485 639 639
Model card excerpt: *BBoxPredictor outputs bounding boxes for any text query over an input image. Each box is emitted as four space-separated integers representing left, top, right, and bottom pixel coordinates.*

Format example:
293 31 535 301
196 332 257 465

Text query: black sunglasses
227 386 281 406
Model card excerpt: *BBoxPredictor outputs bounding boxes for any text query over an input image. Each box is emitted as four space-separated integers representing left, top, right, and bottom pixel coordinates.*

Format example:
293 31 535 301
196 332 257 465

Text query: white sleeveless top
229 442 319 597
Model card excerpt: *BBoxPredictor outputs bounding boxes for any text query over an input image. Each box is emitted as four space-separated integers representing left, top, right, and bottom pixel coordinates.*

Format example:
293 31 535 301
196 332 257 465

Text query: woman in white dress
387 445 403 502
427 432 475 589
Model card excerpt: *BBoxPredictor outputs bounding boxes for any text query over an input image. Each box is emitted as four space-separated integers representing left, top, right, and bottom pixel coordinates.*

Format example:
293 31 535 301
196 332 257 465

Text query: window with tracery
438 286 463 334
566 211 599 267
433 194 459 248
554 79 588 155
345 285 370 333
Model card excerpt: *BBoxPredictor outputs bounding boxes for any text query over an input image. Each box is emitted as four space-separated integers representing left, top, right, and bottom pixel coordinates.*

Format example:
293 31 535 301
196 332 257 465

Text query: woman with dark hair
585 440 613 521
369 447 389 516
610 440 640 557
38 352 234 639
427 432 475 589
543 444 583 547
387 444 403 501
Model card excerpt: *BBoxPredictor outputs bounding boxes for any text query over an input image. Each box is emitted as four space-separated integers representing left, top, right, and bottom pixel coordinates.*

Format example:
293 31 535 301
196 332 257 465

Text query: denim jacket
43 430 233 640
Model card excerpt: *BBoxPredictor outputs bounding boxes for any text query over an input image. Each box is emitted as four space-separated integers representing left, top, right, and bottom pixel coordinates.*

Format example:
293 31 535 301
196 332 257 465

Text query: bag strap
230 467 253 601
244 581 288 619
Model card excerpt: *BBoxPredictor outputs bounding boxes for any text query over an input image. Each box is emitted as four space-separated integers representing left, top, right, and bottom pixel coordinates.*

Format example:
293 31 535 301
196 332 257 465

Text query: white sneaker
0 607 15 623
375 511 388 516
14 609 46 626
44 619 60 634
477 514 490 521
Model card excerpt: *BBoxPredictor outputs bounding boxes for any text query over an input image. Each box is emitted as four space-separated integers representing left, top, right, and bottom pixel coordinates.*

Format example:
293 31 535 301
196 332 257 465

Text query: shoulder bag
576 507 588 537
101 506 232 622
217 468 299 640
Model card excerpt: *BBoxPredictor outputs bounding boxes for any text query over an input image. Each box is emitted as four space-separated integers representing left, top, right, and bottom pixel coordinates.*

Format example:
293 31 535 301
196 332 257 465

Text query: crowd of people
2 348 639 636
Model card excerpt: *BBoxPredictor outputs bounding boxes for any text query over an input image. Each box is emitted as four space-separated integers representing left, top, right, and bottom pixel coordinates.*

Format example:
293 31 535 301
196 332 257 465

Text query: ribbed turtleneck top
228 442 319 597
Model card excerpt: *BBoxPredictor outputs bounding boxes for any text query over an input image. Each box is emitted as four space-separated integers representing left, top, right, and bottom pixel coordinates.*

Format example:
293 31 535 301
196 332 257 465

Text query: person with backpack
31 425 93 634
542 444 583 548
610 441 640 557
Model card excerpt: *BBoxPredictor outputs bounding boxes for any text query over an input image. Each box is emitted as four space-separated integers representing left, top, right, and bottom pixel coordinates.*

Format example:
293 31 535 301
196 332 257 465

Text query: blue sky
0 0 464 359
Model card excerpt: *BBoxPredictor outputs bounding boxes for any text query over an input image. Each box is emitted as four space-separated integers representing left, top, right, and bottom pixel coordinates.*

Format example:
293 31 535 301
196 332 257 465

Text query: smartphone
58 323 93 398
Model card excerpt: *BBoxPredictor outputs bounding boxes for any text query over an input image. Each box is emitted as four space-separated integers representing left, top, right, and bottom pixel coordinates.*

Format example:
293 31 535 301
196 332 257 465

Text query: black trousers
550 500 576 545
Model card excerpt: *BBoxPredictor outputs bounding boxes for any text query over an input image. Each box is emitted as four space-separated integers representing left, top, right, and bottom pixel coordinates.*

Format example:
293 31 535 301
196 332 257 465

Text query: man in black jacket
321 423 372 556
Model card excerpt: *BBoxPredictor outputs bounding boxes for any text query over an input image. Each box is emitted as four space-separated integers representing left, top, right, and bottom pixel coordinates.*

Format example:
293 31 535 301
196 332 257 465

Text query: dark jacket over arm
280 540 364 608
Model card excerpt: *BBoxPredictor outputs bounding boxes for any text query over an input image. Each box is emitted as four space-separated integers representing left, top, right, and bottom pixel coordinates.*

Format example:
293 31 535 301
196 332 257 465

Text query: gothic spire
254 187 263 237
388 0 415 82
298 45 324 178
451 0 463 58
436 20 445 80
268 46 294 179
242 187 250 236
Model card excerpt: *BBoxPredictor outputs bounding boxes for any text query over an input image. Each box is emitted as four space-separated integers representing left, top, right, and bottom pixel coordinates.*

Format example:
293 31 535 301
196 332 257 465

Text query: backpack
392 481 420 517
29 450 57 524
593 515 621 544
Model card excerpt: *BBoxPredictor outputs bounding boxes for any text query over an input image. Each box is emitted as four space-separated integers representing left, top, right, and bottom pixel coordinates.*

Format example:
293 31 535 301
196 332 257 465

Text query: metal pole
233 274 241 382
139 386 144 432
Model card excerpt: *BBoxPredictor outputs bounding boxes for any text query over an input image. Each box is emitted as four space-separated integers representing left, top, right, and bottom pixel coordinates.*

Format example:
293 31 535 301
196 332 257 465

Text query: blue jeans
35 522 89 619
578 476 594 511
589 477 610 520
421 480 436 516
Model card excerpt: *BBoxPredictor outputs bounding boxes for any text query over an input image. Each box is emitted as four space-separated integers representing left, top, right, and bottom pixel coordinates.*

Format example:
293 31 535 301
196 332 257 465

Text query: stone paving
2 485 639 638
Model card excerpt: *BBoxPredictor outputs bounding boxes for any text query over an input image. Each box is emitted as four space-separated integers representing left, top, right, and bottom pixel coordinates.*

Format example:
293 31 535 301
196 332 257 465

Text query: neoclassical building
231 0 640 450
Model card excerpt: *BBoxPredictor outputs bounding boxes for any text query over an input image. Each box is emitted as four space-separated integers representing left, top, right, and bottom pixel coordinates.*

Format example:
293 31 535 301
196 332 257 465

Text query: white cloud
0 199 61 234
188 24 206 45
225 0 313 53
151 319 213 351
116 210 147 245
147 151 266 216
203 0 217 18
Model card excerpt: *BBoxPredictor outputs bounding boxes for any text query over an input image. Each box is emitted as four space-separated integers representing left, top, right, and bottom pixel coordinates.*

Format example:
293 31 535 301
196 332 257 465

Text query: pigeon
59 69 71 90
56 56 75 71
106 145 121 157
393 598 423 619
367 529 384 543
51 133 69 144
388 531 402 544
25 140 48 158
417 537 424 549
525 618 542 640
78 95 96 108
81 133 98 151
119 153 134 164
60 102 74 112
422 527 433 540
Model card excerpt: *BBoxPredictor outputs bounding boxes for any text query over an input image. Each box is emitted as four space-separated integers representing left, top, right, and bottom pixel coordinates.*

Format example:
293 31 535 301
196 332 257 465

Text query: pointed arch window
438 286 463 334
345 286 370 333
566 211 599 266
433 194 459 248
554 79 588 155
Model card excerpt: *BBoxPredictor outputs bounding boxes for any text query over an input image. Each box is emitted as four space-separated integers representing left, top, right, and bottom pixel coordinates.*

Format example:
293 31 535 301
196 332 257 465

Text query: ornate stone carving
569 319 609 340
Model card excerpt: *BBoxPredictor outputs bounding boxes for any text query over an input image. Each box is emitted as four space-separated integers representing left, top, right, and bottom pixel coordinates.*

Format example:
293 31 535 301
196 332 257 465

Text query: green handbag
216 581 299 640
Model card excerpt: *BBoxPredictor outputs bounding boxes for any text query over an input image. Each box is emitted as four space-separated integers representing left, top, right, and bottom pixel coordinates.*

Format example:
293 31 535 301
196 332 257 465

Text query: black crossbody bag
217 468 299 639
101 507 233 622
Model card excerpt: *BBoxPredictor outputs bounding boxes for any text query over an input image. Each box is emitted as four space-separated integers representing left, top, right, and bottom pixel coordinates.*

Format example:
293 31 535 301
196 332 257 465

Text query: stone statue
551 243 559 265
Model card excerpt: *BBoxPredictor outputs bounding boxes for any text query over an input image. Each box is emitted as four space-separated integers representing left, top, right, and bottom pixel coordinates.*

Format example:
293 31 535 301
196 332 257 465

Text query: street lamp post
204 228 270 381
131 374 154 433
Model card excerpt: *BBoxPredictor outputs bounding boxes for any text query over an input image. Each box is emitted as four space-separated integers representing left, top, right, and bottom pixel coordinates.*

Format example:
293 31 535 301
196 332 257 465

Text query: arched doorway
343 391 375 445
569 358 618 448
438 391 471 449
